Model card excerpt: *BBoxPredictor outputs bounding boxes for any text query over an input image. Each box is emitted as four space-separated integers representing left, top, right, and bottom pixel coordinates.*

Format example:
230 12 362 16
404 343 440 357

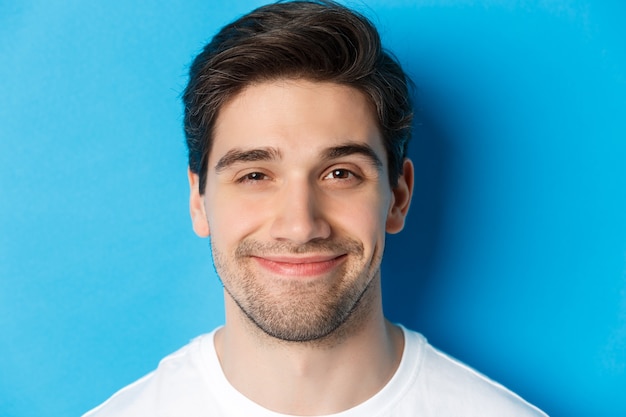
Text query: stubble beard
211 237 381 343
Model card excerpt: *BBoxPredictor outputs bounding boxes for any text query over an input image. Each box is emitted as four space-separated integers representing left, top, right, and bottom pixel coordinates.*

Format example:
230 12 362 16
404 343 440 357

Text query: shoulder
82 332 217 417
400 328 547 417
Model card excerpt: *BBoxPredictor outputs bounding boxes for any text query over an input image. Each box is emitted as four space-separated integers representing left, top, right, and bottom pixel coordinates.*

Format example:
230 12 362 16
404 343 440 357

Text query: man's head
184 0 414 344
183 0 413 194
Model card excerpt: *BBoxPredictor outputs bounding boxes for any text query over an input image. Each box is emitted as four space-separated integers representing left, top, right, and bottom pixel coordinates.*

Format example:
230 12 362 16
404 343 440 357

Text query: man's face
189 79 412 342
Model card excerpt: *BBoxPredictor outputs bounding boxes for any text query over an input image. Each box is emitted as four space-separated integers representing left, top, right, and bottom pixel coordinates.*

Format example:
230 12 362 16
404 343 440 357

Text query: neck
215 279 404 415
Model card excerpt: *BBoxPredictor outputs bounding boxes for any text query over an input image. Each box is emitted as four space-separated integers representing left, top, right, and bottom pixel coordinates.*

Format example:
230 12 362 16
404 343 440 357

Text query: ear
188 167 210 237
386 158 414 234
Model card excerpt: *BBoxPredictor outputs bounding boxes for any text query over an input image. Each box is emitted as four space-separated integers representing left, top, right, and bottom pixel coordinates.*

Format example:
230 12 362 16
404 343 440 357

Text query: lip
251 254 346 277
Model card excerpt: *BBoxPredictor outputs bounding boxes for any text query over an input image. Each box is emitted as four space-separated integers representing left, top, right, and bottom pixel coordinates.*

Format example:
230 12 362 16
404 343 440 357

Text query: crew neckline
196 325 426 417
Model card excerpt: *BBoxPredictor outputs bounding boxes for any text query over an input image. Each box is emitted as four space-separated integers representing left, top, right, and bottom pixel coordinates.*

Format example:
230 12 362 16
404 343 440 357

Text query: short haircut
183 0 413 193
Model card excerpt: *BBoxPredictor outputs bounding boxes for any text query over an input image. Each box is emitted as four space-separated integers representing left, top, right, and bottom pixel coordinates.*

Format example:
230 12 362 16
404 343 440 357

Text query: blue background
1 1 624 416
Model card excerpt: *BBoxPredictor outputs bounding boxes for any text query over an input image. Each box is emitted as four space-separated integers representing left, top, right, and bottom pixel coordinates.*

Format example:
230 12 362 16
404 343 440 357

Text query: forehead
210 79 384 161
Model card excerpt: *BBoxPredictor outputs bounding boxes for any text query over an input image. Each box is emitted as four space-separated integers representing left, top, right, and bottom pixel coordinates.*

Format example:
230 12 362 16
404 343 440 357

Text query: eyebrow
213 142 383 173
214 147 281 173
322 143 383 170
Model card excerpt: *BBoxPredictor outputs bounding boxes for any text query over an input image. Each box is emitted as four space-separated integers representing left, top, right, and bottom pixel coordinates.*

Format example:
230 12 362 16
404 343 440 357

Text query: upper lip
252 254 345 264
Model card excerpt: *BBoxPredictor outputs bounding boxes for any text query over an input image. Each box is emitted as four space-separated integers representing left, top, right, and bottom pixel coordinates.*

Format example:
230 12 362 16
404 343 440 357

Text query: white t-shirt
84 327 547 416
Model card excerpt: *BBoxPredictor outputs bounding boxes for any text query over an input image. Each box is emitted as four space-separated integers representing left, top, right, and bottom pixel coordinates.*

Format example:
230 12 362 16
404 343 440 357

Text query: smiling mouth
251 254 347 277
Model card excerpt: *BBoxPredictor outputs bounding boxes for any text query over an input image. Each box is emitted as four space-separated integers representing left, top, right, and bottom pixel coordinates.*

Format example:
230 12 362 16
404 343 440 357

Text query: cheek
328 192 390 244
207 191 272 246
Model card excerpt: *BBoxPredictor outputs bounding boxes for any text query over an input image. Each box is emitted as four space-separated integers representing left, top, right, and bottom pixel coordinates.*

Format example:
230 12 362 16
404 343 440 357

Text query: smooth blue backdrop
1 1 624 416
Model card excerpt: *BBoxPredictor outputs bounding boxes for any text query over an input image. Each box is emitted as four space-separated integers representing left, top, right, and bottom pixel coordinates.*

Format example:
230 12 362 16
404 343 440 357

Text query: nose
269 179 331 244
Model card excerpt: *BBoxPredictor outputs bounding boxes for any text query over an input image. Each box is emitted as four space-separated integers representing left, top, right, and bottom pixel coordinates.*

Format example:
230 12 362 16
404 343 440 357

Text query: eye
323 168 361 182
237 172 268 183
327 169 352 179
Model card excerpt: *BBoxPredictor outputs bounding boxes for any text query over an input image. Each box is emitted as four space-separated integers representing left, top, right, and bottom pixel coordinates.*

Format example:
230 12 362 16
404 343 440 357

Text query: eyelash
323 168 357 180
236 172 269 183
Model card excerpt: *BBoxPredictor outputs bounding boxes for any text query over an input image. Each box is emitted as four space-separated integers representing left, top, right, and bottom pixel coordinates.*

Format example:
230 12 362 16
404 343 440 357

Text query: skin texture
188 79 414 415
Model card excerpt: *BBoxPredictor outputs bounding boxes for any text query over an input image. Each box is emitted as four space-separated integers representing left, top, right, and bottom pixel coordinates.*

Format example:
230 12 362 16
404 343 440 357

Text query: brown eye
246 172 265 180
335 169 350 178
237 172 268 183
327 169 352 179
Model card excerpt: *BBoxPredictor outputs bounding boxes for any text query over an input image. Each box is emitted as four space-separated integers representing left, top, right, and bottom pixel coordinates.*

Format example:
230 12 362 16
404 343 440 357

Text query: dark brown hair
183 0 413 193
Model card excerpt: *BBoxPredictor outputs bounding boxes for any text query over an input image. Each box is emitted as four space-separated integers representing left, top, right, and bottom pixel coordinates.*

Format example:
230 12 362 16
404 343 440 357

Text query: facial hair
211 236 381 343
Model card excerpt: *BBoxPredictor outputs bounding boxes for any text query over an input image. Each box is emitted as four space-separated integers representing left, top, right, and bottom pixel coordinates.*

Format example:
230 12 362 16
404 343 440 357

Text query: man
85 1 547 415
